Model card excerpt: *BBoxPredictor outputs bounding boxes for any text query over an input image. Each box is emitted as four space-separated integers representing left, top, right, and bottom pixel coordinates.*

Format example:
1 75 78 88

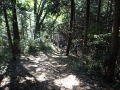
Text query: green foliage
0 47 12 74
70 61 83 71
47 0 69 15
21 38 51 53
48 0 60 14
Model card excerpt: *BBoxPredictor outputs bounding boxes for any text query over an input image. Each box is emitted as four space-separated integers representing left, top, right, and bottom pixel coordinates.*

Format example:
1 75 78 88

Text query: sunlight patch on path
0 76 10 87
54 75 80 89
25 76 35 81
20 52 82 89
36 73 48 81
28 65 38 67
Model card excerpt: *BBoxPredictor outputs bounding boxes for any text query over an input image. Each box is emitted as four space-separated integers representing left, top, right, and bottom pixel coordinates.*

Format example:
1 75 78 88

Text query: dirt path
0 50 116 90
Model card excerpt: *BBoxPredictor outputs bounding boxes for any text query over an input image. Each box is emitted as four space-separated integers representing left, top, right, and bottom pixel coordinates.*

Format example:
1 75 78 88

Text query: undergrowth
0 37 52 74
0 47 11 74
20 38 52 53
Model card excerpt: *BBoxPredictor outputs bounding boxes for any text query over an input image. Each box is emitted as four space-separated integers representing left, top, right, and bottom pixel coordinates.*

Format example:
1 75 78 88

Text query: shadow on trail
43 50 116 90
0 60 58 90
0 49 117 90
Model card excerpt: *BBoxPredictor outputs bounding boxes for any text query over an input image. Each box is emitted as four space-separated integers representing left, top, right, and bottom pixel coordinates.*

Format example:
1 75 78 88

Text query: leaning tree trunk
66 0 74 56
3 5 16 61
12 0 20 53
105 0 120 82
83 0 90 54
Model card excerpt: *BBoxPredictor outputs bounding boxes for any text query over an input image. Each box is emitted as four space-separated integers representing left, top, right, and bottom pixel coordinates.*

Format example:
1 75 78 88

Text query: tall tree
66 0 74 56
12 0 20 53
3 4 16 61
34 0 37 14
107 0 113 32
83 0 90 53
97 0 101 23
105 0 120 82
34 0 48 39
34 0 63 39
73 0 76 42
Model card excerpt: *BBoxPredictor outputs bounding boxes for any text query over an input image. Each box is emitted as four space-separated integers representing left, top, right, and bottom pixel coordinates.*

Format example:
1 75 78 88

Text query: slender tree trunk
21 15 25 39
83 0 90 53
29 14 33 39
34 0 47 39
97 0 101 23
34 0 37 39
108 0 113 32
34 11 48 39
34 0 37 14
34 14 40 39
50 15 59 42
66 0 74 56
12 0 20 53
3 5 16 61
97 0 101 34
106 0 110 33
105 0 120 82
73 0 76 48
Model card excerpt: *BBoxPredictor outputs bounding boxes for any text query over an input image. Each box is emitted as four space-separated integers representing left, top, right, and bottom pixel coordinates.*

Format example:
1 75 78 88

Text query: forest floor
0 46 119 90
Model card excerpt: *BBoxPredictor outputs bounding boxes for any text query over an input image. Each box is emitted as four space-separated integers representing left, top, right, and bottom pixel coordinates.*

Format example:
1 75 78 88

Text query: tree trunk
34 12 48 39
50 15 59 42
66 0 74 56
34 0 37 14
105 0 120 82
97 0 101 23
108 0 113 33
21 15 25 39
34 14 40 39
34 0 47 39
73 0 76 43
12 0 20 53
3 5 16 61
83 0 90 53
106 0 110 33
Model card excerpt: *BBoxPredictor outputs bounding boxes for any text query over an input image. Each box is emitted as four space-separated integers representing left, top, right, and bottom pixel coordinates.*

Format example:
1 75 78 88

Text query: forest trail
0 48 114 90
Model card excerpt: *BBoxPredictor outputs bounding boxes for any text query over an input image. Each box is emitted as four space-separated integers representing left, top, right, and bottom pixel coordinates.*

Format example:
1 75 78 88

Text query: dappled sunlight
56 64 67 67
54 75 80 89
52 55 60 58
19 77 26 84
0 0 119 89
61 55 68 58
19 51 70 83
25 76 35 82
0 76 10 87
28 64 38 68
0 50 115 90
35 68 41 72
50 61 57 64
36 73 48 81
35 57 41 61
51 44 61 52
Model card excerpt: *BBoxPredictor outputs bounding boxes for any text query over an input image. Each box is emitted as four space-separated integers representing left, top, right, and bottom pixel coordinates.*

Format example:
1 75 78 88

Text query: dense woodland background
0 0 120 89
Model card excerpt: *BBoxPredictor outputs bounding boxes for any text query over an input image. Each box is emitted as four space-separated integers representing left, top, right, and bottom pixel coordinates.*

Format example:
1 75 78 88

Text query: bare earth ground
0 48 119 90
